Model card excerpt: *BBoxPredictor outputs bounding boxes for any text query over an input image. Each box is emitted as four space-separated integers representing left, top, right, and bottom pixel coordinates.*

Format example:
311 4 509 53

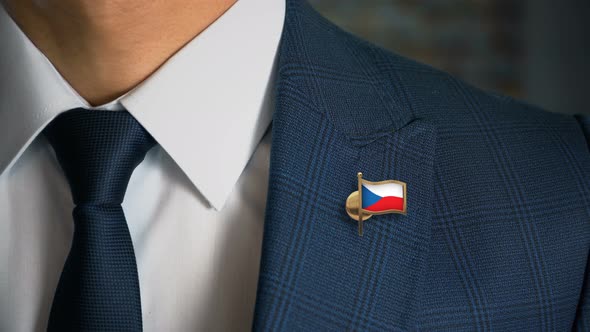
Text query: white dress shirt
0 0 285 331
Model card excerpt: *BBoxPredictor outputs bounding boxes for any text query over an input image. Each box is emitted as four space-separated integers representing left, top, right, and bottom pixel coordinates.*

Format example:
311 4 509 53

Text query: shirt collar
0 0 285 211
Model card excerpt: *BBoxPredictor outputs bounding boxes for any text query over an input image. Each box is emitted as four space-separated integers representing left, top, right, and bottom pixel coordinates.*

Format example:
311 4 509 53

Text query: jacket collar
0 0 285 210
272 0 415 141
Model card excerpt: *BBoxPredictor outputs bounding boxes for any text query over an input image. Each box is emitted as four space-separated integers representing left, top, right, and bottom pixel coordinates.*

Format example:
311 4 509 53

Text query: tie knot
44 108 156 205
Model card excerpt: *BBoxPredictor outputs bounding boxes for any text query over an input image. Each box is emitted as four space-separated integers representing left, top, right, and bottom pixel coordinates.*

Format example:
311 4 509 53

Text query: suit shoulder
293 3 580 139
350 31 576 129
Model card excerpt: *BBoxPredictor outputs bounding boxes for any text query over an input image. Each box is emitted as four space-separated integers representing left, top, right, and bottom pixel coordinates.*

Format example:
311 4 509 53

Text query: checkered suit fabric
253 1 590 330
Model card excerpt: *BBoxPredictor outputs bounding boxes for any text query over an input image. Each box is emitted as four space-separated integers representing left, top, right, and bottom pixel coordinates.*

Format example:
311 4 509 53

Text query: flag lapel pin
345 172 407 236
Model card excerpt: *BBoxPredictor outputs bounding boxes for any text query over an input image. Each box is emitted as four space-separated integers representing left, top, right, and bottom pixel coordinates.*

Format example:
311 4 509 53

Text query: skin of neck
4 0 237 105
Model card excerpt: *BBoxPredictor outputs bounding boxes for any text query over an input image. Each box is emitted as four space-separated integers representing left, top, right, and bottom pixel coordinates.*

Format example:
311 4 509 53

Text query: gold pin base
345 191 372 222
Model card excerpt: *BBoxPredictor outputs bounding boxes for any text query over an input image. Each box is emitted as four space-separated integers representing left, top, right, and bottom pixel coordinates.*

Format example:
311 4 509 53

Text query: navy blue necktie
44 108 155 331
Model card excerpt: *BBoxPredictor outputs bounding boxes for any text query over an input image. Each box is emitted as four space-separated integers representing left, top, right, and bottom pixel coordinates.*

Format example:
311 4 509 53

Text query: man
0 0 588 331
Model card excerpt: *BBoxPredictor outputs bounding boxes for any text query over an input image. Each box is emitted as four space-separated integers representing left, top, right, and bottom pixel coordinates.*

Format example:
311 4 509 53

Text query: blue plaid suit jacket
252 1 590 331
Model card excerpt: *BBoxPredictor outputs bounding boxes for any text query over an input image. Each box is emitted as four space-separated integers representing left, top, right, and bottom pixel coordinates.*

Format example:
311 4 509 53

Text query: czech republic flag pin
345 172 407 236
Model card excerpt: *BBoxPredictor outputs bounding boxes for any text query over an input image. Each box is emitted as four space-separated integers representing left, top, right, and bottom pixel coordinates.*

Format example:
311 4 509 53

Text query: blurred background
309 0 590 115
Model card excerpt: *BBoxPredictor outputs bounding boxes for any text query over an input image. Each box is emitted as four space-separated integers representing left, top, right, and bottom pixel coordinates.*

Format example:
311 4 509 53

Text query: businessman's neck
4 0 237 105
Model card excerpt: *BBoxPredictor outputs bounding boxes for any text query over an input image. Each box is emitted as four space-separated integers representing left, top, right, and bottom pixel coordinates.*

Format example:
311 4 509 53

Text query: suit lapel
253 1 438 330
